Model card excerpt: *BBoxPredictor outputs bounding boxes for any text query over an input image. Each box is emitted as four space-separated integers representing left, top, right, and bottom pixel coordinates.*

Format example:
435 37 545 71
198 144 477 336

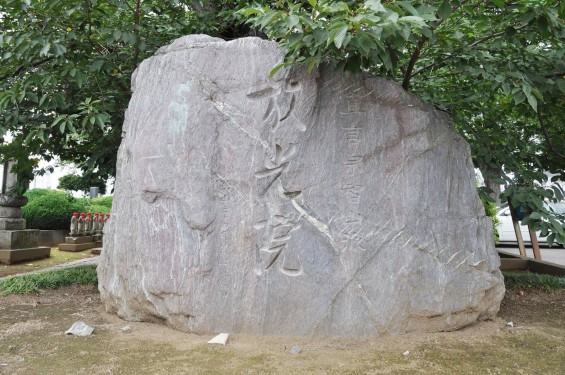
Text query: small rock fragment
506 321 514 328
121 325 132 333
402 351 410 357
207 333 230 345
290 346 302 355
65 321 94 336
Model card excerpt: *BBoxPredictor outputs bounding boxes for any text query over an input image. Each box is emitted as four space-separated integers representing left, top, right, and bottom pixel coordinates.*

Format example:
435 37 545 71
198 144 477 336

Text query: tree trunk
479 164 502 206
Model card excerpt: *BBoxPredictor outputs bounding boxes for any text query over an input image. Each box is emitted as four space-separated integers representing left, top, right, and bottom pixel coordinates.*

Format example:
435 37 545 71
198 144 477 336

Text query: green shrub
75 195 112 215
503 272 565 293
0 266 98 295
480 195 500 243
91 195 113 208
23 192 86 230
24 188 73 201
85 204 111 215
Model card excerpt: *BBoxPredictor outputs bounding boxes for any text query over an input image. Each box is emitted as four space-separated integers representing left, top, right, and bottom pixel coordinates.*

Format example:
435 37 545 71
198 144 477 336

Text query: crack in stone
197 79 271 151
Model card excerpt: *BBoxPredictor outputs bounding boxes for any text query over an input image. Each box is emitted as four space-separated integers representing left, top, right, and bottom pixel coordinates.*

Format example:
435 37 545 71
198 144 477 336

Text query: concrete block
65 236 94 244
0 218 26 230
39 230 68 247
0 206 22 218
0 230 39 249
0 247 51 264
91 248 102 255
59 242 97 252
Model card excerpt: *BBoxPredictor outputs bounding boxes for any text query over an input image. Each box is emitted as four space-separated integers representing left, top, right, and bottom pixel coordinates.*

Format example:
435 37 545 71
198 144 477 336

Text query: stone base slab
65 236 94 244
0 247 51 265
0 207 22 218
0 230 39 249
0 218 26 230
39 230 68 247
59 242 97 252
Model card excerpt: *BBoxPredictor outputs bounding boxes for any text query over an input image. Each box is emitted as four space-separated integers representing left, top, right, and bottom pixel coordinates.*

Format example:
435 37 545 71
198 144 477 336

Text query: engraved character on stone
254 212 303 276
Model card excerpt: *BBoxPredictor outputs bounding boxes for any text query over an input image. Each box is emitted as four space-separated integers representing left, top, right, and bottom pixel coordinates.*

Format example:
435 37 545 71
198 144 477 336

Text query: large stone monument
0 161 50 264
98 35 505 339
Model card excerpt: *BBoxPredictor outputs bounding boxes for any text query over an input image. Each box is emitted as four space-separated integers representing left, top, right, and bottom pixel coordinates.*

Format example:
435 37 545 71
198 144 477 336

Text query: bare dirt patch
1 286 564 374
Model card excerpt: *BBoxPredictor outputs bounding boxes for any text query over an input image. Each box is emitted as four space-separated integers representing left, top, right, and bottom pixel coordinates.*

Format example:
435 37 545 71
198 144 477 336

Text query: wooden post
508 199 527 257
527 225 542 261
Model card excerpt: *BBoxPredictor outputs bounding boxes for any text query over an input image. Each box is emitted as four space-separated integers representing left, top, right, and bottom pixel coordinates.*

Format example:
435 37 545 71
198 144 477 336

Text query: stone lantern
0 161 50 264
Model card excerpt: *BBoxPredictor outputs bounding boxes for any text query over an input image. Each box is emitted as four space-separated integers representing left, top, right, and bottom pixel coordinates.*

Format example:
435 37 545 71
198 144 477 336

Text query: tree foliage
58 173 107 195
0 0 202 186
240 0 565 244
1 0 565 243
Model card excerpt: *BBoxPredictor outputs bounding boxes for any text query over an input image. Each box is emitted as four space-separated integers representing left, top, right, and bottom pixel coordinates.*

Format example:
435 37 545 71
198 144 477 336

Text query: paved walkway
496 246 565 266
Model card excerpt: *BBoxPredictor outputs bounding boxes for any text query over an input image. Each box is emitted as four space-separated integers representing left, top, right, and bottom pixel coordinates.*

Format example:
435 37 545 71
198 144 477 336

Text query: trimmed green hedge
22 189 113 230
85 204 111 215
23 189 86 230
91 195 113 208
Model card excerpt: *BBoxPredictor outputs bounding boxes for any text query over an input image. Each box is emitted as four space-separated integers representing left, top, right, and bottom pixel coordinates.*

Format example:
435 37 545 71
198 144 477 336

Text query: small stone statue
85 212 92 235
70 212 79 237
93 213 100 235
99 215 105 234
78 213 86 236
102 213 110 235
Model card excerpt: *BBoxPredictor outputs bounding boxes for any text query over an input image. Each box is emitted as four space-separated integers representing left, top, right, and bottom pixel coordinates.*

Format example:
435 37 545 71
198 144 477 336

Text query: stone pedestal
91 247 102 255
90 235 103 255
58 235 99 252
0 212 50 265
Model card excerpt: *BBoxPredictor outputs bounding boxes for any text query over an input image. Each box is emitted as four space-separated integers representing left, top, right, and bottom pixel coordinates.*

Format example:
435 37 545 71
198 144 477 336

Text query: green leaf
52 116 64 127
397 1 419 16
38 95 48 107
24 130 37 145
437 1 452 20
238 8 262 16
546 233 555 247
53 44 67 56
26 92 38 103
493 0 505 9
332 25 348 49
330 2 349 13
557 79 565 93
259 11 283 28
398 16 426 27
365 0 385 13
269 63 285 77
40 43 51 56
287 15 300 28
89 59 104 72
522 84 538 112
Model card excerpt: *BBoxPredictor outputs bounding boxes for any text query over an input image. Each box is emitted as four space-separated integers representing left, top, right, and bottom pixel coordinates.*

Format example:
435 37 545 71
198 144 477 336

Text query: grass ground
0 248 96 278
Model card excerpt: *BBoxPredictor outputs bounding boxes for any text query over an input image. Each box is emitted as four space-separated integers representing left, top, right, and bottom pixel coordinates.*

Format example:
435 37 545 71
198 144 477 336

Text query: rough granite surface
98 35 505 339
